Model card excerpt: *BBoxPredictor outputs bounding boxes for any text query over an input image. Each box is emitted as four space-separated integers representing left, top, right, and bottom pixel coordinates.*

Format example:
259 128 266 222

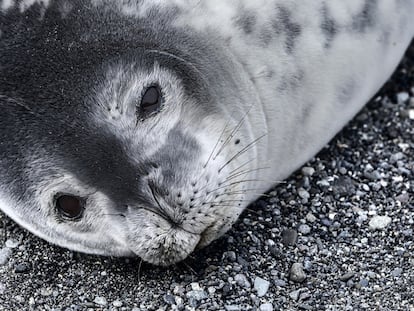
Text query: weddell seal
0 0 413 266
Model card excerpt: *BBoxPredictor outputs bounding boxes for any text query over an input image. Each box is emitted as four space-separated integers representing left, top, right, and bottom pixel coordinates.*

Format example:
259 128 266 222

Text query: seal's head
0 2 262 265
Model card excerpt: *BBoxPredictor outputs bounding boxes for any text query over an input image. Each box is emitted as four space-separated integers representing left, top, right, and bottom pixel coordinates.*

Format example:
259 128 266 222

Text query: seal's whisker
182 261 197 275
208 178 285 194
214 104 255 160
203 121 230 168
137 258 143 283
225 166 271 182
227 158 257 176
218 133 267 173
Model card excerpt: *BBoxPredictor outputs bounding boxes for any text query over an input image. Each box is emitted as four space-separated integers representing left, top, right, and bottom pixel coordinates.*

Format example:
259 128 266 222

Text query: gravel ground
1 42 413 311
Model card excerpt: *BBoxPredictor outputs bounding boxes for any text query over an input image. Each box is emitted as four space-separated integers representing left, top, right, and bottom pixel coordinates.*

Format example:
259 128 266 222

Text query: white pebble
260 303 273 311
369 215 392 230
397 92 409 103
94 296 108 306
5 239 19 249
254 277 270 297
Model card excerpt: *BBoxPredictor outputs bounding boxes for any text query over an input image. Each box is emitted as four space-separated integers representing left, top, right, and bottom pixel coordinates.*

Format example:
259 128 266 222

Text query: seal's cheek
125 210 201 266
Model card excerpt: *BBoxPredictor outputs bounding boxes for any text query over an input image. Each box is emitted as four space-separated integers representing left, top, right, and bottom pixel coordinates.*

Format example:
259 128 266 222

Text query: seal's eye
140 85 162 118
56 195 84 219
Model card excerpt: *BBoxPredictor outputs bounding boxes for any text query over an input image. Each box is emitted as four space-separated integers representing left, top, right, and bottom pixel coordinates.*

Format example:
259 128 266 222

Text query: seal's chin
129 227 201 266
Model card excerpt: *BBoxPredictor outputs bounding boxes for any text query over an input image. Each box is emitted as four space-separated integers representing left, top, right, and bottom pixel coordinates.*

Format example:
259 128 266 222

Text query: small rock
223 251 237 262
0 283 5 295
298 224 311 235
391 268 403 277
369 215 392 230
93 296 107 306
112 300 123 307
282 229 298 246
234 274 251 289
14 262 30 273
290 263 307 283
0 247 12 266
186 290 208 301
409 109 414 120
301 167 315 177
5 239 19 249
190 282 202 291
163 294 175 305
274 279 286 287
259 303 273 311
254 277 270 297
364 170 381 181
298 188 310 200
359 279 369 288
396 193 410 203
339 272 356 282
225 305 241 311
306 213 317 223
40 288 53 297
397 92 409 103
289 289 301 301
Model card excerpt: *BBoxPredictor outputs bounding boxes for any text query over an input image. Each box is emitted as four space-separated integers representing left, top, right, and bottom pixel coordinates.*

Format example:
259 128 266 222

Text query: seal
0 0 413 266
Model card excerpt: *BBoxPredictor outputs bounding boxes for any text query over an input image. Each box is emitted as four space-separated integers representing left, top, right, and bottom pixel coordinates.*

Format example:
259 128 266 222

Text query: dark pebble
282 229 298 246
14 262 30 273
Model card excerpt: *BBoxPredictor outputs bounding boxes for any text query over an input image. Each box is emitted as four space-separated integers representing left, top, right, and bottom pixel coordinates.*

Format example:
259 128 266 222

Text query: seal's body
0 0 413 265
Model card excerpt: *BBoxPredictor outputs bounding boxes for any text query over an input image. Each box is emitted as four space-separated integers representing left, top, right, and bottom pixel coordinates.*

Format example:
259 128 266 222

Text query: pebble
254 277 270 297
340 272 356 282
397 92 409 103
223 251 237 262
369 215 392 230
5 239 19 249
112 300 123 307
282 229 298 246
234 273 251 289
40 288 53 297
290 263 307 283
93 296 107 306
306 213 317 223
14 262 30 273
298 188 310 200
225 305 241 311
298 224 311 235
274 279 286 287
259 303 273 311
391 268 403 277
0 247 11 266
0 283 5 295
163 294 175 305
301 167 315 177
186 290 208 301
289 289 301 301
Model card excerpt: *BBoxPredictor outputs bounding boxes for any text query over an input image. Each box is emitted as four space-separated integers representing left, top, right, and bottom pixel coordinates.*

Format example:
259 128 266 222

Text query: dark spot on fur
259 27 273 46
235 11 257 35
351 0 378 33
273 6 302 53
320 4 338 49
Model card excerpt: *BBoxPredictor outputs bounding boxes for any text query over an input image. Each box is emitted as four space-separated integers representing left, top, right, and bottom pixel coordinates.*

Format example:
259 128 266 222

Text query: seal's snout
126 210 201 266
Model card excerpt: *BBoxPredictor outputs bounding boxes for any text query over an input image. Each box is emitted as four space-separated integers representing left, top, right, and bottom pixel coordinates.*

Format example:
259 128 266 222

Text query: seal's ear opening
55 195 85 220
139 85 163 118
